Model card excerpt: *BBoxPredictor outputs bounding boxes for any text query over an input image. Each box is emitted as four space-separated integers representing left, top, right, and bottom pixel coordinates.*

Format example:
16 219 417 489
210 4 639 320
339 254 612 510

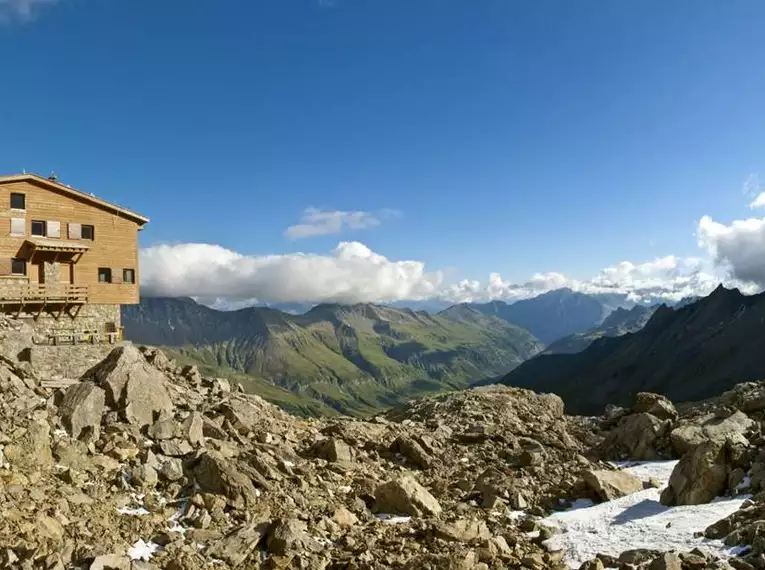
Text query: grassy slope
124 300 543 416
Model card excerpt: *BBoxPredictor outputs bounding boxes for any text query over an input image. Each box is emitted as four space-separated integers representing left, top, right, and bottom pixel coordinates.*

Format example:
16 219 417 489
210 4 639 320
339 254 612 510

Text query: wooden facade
0 174 148 317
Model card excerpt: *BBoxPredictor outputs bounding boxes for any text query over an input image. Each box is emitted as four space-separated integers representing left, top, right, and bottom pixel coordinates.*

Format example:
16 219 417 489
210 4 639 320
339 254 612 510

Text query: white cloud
442 256 721 305
139 241 443 304
697 214 765 287
749 192 765 209
0 0 58 20
284 207 399 240
139 237 728 308
139 182 765 308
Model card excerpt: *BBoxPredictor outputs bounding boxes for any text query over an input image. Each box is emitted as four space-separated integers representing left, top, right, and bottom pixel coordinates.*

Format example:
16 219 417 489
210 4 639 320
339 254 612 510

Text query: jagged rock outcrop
87 344 173 427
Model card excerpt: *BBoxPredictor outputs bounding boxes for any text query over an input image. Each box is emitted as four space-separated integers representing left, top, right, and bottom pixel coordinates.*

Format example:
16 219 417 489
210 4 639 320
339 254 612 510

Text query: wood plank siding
0 176 147 305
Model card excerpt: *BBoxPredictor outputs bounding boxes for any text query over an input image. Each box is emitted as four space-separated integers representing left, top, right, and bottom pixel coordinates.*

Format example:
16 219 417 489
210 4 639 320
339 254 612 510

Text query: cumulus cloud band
140 241 443 304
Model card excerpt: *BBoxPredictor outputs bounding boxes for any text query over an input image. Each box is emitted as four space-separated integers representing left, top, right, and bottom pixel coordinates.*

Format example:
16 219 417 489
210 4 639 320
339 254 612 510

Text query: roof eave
0 174 150 225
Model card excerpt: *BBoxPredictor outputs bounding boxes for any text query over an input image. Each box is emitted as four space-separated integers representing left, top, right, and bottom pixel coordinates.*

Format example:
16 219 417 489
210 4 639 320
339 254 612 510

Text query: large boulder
632 393 678 421
660 439 729 506
601 412 669 460
374 475 442 517
193 451 259 509
58 382 105 441
87 344 173 428
670 411 755 456
582 469 644 501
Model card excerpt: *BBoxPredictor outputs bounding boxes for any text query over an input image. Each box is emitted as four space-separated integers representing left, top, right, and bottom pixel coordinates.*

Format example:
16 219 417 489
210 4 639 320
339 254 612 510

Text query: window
123 268 135 284
11 258 26 275
98 268 112 283
81 224 95 240
31 220 46 237
10 193 25 210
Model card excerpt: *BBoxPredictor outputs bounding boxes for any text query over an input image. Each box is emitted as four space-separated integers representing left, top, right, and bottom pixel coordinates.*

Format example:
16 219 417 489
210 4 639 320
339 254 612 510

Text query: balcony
0 283 89 307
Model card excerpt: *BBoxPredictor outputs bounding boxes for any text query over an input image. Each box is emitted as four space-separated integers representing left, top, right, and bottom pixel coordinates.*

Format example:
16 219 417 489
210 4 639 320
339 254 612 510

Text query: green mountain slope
500 285 765 415
542 304 657 355
122 298 543 415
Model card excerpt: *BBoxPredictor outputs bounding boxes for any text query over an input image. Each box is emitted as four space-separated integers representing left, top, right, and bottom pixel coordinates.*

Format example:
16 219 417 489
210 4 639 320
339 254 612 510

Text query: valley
122 297 544 415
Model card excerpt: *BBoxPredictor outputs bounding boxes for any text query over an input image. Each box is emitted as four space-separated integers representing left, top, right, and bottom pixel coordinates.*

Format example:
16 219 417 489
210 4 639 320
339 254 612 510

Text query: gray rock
648 552 682 570
582 469 643 501
220 400 260 434
267 518 321 556
58 382 105 441
671 411 755 456
193 451 259 509
661 439 729 506
132 464 158 488
315 438 353 463
391 435 433 469
208 521 270 567
602 412 668 460
148 417 180 441
434 519 491 542
374 475 442 517
633 392 678 421
159 457 184 481
183 411 205 446
89 344 173 428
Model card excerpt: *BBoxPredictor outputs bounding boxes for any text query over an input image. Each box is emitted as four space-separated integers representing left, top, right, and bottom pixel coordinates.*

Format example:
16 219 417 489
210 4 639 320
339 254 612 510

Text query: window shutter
0 259 10 276
47 221 61 238
10 218 25 236
68 223 81 239
113 270 123 284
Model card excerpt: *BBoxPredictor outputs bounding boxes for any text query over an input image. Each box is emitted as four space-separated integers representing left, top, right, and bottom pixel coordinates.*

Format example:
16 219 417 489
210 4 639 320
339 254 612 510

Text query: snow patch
127 539 161 561
376 513 412 524
116 506 150 516
542 461 749 569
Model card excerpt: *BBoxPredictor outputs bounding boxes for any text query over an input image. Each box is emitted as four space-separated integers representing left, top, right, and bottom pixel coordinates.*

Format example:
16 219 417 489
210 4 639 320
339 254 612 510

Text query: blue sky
1 0 765 304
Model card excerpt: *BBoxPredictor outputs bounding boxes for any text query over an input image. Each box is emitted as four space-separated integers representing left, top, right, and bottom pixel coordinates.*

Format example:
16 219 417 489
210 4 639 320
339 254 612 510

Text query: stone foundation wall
25 343 120 379
0 304 121 337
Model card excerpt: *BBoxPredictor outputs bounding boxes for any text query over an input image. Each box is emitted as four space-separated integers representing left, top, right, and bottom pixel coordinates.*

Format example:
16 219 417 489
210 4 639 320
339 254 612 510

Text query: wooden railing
0 284 88 305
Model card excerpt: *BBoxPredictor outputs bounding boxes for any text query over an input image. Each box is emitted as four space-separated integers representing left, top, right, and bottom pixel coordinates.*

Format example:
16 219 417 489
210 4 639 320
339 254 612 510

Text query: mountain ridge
122 297 544 415
499 285 765 415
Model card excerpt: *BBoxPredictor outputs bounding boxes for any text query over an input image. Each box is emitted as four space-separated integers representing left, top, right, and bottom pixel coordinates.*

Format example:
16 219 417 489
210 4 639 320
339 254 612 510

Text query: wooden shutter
113 269 123 284
10 218 25 236
0 258 10 276
47 220 61 238
68 223 81 239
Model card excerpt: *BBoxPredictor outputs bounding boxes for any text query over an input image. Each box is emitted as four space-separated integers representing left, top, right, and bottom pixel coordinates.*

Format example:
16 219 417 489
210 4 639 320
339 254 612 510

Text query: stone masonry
0 304 121 337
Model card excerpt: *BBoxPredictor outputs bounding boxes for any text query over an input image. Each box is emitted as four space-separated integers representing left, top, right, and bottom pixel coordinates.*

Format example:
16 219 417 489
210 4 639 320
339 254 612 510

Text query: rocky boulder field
1 335 765 569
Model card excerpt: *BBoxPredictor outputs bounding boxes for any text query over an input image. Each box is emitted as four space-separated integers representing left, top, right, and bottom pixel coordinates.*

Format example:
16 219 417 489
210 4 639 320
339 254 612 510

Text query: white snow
116 506 150 516
376 513 412 524
541 461 749 569
127 539 160 561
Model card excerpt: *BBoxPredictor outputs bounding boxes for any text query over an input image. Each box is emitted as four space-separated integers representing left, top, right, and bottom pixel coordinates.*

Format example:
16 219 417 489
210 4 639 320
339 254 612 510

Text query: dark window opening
11 258 26 275
123 268 135 283
31 220 46 237
81 224 94 240
98 267 112 283
10 193 25 210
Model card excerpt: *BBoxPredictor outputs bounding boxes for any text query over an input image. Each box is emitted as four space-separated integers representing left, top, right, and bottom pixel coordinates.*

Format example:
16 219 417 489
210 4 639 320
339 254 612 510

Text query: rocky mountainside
2 320 765 568
122 298 543 415
542 304 657 355
501 285 765 415
463 288 616 345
